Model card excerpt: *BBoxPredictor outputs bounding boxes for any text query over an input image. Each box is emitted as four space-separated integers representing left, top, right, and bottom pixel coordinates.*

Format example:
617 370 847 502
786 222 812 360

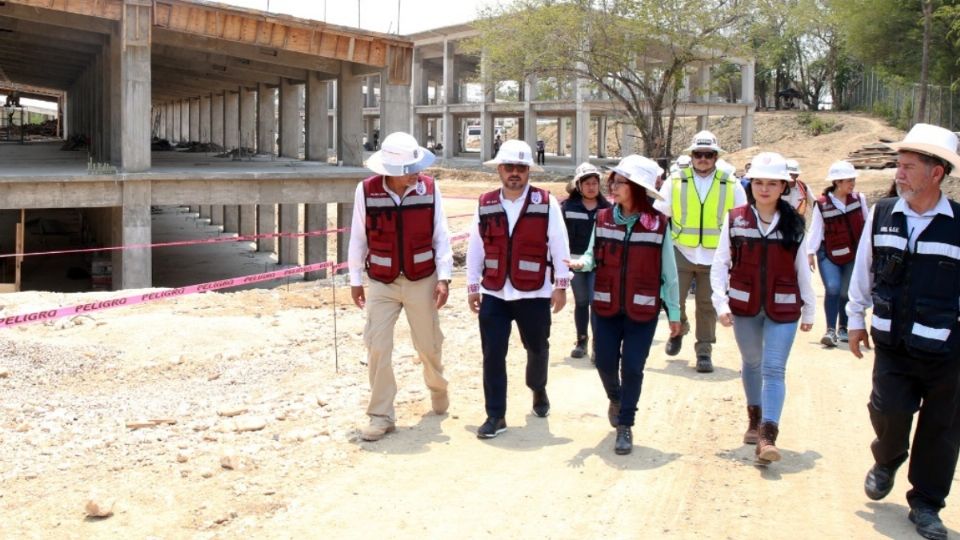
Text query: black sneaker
665 335 683 356
570 342 586 359
614 425 633 455
476 417 506 439
532 389 550 417
909 507 948 540
695 355 714 373
864 463 898 501
607 400 620 428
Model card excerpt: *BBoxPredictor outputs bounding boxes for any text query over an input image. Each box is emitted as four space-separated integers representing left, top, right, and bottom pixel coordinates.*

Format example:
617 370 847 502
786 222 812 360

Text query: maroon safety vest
592 207 666 322
363 174 436 284
816 193 865 265
478 187 551 291
726 206 803 323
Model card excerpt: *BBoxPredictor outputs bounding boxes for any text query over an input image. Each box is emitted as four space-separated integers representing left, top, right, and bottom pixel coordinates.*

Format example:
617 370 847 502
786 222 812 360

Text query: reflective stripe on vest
671 167 735 248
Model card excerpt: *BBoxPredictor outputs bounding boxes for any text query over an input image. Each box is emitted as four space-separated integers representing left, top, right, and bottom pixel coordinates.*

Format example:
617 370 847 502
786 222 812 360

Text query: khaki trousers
364 274 446 422
675 248 717 357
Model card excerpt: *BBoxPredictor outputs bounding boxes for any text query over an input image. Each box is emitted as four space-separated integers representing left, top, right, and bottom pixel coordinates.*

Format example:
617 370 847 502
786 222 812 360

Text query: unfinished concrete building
0 0 413 291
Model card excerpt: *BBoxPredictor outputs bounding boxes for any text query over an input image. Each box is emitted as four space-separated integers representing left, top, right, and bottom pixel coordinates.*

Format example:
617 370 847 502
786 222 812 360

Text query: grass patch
796 112 842 136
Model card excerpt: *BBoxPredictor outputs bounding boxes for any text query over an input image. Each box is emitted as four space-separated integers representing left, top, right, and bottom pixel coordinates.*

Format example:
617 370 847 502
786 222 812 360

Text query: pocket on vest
728 277 753 313
906 297 956 356
768 278 800 319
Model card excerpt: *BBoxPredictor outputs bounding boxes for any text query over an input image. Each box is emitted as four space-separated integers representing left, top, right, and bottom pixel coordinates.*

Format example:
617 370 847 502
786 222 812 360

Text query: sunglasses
502 164 530 173
692 151 717 159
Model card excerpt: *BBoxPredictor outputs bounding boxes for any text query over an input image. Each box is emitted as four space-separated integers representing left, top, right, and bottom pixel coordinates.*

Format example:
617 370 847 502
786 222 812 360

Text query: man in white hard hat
467 139 571 439
655 130 747 373
783 159 815 218
348 131 454 442
847 123 960 540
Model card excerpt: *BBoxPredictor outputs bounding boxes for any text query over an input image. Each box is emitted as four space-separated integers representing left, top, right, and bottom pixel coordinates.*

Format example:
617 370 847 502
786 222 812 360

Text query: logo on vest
640 213 659 231
531 191 542 205
416 181 426 195
733 215 749 228
880 226 900 233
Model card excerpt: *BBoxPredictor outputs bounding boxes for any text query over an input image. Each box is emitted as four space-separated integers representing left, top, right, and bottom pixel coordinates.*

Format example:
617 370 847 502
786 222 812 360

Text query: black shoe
615 425 633 455
476 417 506 439
608 400 621 428
864 463 898 501
570 340 586 359
695 355 714 373
909 507 948 540
665 335 683 356
532 389 550 417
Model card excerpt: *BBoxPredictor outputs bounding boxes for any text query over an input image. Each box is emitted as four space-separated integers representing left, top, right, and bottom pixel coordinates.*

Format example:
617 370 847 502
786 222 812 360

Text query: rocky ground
2 112 959 539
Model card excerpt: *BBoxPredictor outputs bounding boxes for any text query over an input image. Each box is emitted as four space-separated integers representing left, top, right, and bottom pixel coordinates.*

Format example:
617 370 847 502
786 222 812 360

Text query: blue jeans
732 311 798 424
593 313 658 427
571 271 597 342
816 247 854 331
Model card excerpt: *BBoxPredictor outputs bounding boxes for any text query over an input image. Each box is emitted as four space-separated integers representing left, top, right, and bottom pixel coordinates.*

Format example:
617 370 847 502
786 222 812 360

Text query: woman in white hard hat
710 152 815 464
562 162 612 360
566 155 681 456
783 159 815 219
806 160 868 347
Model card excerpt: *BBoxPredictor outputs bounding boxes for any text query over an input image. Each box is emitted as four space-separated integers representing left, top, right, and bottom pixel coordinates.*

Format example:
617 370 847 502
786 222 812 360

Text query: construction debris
846 143 898 169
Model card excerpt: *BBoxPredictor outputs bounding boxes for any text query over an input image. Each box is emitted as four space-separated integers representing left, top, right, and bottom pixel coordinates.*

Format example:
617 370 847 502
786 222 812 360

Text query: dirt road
2 112 956 539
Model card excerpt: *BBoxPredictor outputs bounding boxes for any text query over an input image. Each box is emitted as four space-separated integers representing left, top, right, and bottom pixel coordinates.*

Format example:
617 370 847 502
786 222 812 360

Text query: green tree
464 0 749 158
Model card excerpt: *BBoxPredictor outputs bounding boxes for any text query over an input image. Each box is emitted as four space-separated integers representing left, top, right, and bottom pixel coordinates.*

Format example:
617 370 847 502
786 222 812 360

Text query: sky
219 0 504 35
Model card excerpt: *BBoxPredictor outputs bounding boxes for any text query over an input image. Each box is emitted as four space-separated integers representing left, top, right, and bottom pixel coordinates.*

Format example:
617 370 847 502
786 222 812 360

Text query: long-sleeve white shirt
347 178 454 287
845 193 955 331
710 207 816 324
806 192 869 255
654 170 748 265
466 184 572 300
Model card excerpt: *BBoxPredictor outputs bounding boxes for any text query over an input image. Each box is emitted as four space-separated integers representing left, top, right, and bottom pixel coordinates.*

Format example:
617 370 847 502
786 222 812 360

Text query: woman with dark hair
562 162 612 360
567 155 681 455
710 152 815 465
806 160 868 347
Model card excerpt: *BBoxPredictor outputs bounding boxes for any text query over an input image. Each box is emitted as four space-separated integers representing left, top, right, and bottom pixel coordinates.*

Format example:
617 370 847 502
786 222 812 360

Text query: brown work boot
755 421 781 463
431 389 449 415
743 405 761 445
360 416 396 441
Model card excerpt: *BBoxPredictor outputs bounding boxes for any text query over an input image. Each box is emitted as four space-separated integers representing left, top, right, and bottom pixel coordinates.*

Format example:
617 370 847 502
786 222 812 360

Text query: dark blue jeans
571 271 597 343
593 313 658 427
816 247 855 330
479 295 551 418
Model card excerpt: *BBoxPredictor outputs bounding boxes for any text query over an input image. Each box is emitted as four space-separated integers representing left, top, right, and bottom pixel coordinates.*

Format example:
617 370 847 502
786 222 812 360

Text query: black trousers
869 343 960 509
479 295 551 418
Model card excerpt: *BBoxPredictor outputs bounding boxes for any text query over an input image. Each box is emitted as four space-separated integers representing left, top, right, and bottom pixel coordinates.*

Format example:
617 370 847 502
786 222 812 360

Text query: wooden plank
318 33 338 57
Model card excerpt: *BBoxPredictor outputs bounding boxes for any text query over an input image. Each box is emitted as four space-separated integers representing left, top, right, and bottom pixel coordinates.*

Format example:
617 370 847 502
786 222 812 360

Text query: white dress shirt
806 192 869 255
347 177 454 287
710 207 816 324
845 193 955 330
654 169 748 265
466 184 572 300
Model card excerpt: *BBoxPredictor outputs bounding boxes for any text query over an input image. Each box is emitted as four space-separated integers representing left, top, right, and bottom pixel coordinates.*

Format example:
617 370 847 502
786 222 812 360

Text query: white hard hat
825 160 859 182
483 139 544 171
686 130 724 154
785 159 801 175
744 152 792 182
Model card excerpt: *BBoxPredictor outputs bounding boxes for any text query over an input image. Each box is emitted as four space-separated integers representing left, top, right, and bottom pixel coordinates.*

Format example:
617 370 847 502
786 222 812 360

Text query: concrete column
741 60 755 148
380 64 411 137
189 205 199 214
697 63 711 131
364 76 374 108
622 121 638 156
336 203 353 273
189 98 200 142
411 48 425 138
305 72 329 162
440 40 456 159
180 100 189 142
480 50 494 161
279 78 301 159
523 76 538 153
199 205 211 221
223 206 239 233
116 181 151 289
240 88 257 151
557 117 566 156
278 204 299 265
596 116 607 158
200 95 212 143
257 83 276 155
211 94 224 148
257 204 276 253
574 71 590 164
239 205 256 237
165 103 175 142
305 203 328 280
117 0 151 173
224 92 240 150
337 64 364 166
210 205 224 228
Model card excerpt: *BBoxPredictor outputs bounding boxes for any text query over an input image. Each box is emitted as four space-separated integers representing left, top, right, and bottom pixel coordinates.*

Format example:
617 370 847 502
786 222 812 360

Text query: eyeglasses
607 179 629 191
501 164 529 173
691 151 717 160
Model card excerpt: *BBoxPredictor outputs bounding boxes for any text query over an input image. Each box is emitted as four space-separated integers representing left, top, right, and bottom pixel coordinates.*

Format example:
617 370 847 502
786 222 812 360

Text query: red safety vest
363 174 436 284
592 207 666 322
478 187 551 291
726 206 802 323
816 193 865 265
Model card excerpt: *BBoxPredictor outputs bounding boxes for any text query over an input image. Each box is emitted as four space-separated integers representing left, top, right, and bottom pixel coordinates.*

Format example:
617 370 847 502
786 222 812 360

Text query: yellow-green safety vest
670 167 735 248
